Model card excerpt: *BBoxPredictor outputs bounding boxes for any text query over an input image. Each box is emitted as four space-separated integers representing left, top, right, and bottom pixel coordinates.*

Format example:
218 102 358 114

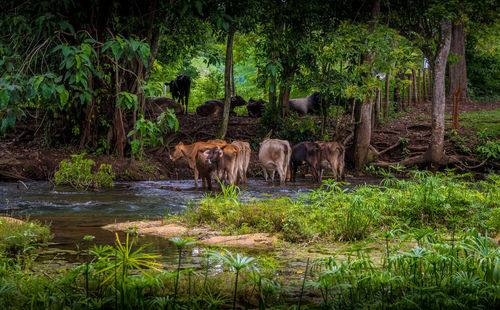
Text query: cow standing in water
258 139 291 185
290 142 321 183
166 75 191 115
315 141 346 181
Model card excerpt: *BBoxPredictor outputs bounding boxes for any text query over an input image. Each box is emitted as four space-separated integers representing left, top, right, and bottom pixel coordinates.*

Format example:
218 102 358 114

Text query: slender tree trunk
373 89 381 128
113 59 125 158
447 21 468 101
279 86 291 118
402 84 406 111
428 67 432 99
230 56 235 96
384 73 390 118
80 72 94 149
412 69 418 105
422 67 427 100
453 85 461 130
417 69 422 105
351 0 380 170
424 19 453 164
408 75 412 107
218 26 235 140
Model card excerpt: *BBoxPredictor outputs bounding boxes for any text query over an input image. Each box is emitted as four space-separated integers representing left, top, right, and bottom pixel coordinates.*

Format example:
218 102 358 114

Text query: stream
0 177 380 268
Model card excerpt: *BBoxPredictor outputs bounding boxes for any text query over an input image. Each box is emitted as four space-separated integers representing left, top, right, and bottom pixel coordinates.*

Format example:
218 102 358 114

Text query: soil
103 220 278 249
0 100 498 182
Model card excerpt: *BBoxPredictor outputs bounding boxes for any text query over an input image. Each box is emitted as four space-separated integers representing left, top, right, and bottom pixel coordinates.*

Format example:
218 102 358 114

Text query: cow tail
285 144 291 181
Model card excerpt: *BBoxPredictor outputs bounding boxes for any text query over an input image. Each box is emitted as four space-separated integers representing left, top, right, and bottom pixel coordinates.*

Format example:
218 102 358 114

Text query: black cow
247 98 267 118
289 92 322 115
196 95 246 117
290 142 321 183
166 75 191 115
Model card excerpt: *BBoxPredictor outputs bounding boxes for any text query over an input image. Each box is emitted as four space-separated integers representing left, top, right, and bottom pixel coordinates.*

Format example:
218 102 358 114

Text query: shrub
54 153 115 190
0 217 52 253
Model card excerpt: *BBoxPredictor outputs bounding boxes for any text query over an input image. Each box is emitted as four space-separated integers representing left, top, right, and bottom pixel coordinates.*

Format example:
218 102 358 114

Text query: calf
170 140 227 187
290 142 321 183
258 139 291 185
195 147 218 190
206 144 240 185
315 141 345 181
231 140 251 184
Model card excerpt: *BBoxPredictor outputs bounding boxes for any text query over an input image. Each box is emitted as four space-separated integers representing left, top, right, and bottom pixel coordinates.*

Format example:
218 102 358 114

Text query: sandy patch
102 220 278 248
0 216 24 225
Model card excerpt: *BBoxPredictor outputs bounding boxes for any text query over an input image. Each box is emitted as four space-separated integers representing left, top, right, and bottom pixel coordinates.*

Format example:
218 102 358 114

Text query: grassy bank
179 172 500 242
0 217 51 253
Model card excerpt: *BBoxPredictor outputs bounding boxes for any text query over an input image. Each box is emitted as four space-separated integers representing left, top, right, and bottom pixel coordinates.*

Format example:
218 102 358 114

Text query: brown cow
206 144 240 185
290 142 321 183
231 140 251 184
315 141 345 181
170 140 226 187
194 146 218 189
258 139 291 185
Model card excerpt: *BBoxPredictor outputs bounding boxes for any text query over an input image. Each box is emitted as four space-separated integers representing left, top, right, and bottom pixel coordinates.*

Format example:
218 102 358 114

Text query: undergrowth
0 217 51 254
54 153 115 190
180 172 500 242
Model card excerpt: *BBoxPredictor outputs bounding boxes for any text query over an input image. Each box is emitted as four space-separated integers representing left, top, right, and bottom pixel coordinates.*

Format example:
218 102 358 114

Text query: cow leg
291 163 298 183
194 168 199 188
271 170 276 183
277 166 286 185
202 177 207 189
262 168 268 182
207 177 212 190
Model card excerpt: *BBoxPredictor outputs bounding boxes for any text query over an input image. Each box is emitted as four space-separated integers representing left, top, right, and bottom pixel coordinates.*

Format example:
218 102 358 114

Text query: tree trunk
230 56 235 96
80 72 94 149
408 75 412 107
412 69 418 105
113 58 125 158
401 84 406 111
384 73 390 118
279 86 291 118
424 19 453 164
447 21 468 101
417 69 422 105
353 97 373 170
351 0 379 170
428 67 432 99
422 67 427 100
217 26 235 140
373 89 381 128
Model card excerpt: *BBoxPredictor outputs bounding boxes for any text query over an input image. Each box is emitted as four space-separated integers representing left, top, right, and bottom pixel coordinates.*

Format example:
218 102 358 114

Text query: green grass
0 217 52 253
177 172 500 243
449 108 500 138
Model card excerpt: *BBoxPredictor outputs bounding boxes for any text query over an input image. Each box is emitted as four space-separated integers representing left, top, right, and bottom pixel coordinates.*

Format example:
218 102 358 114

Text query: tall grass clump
0 217 52 254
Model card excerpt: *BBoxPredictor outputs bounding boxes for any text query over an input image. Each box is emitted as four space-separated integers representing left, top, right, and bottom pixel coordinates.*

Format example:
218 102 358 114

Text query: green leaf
60 89 69 107
33 76 44 90
195 1 203 14
0 90 10 106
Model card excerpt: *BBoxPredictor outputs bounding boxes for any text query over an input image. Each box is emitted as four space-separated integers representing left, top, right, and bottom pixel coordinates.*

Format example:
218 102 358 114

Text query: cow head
205 146 223 164
170 142 185 161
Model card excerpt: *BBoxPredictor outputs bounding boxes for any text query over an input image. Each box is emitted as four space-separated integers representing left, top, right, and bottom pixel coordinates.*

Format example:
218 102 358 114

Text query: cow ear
179 141 184 145
203 149 211 156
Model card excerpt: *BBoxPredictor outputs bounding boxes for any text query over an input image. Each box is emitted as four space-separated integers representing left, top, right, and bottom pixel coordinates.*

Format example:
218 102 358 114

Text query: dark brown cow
145 97 184 114
196 96 247 116
194 146 218 189
246 98 266 117
206 144 240 185
290 142 321 183
315 141 345 181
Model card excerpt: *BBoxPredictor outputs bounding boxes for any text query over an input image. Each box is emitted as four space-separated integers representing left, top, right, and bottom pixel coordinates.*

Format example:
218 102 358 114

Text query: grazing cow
145 97 184 114
196 95 247 116
231 140 251 184
290 142 321 183
206 144 240 185
289 92 322 115
258 139 291 185
170 140 227 187
166 75 191 115
315 141 345 181
246 98 267 117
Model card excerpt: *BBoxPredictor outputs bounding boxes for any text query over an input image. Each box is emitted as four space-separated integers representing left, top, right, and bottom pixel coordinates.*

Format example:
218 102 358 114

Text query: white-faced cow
205 144 240 185
166 75 191 115
258 139 291 185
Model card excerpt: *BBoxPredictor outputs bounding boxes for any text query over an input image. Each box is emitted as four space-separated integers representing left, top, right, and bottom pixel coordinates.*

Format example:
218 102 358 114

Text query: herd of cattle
170 138 345 189
161 75 324 117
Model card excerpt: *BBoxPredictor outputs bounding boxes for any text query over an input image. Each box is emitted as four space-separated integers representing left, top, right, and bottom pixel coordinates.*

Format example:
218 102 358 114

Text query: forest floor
0 99 498 182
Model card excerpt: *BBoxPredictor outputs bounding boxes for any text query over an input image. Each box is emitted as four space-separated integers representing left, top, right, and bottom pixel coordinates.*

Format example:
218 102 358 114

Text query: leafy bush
54 153 115 190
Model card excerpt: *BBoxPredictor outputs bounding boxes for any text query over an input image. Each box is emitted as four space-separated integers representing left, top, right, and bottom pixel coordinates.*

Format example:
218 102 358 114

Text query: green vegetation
54 153 115 190
0 217 51 254
460 109 500 138
181 172 499 242
0 223 499 308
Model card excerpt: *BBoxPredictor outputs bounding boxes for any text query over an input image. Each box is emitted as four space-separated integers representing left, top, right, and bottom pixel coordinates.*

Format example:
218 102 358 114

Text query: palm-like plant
96 233 162 285
209 250 256 310
169 237 195 306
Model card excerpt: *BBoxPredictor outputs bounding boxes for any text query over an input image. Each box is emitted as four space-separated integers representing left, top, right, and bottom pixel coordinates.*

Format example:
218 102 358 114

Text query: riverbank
1 101 498 183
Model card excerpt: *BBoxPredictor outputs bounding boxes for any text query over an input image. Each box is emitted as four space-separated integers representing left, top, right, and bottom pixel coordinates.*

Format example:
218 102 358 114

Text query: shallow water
0 177 379 265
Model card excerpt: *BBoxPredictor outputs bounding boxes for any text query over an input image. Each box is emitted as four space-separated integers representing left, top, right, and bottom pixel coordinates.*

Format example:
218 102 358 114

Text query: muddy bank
1 101 498 182
103 220 278 249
